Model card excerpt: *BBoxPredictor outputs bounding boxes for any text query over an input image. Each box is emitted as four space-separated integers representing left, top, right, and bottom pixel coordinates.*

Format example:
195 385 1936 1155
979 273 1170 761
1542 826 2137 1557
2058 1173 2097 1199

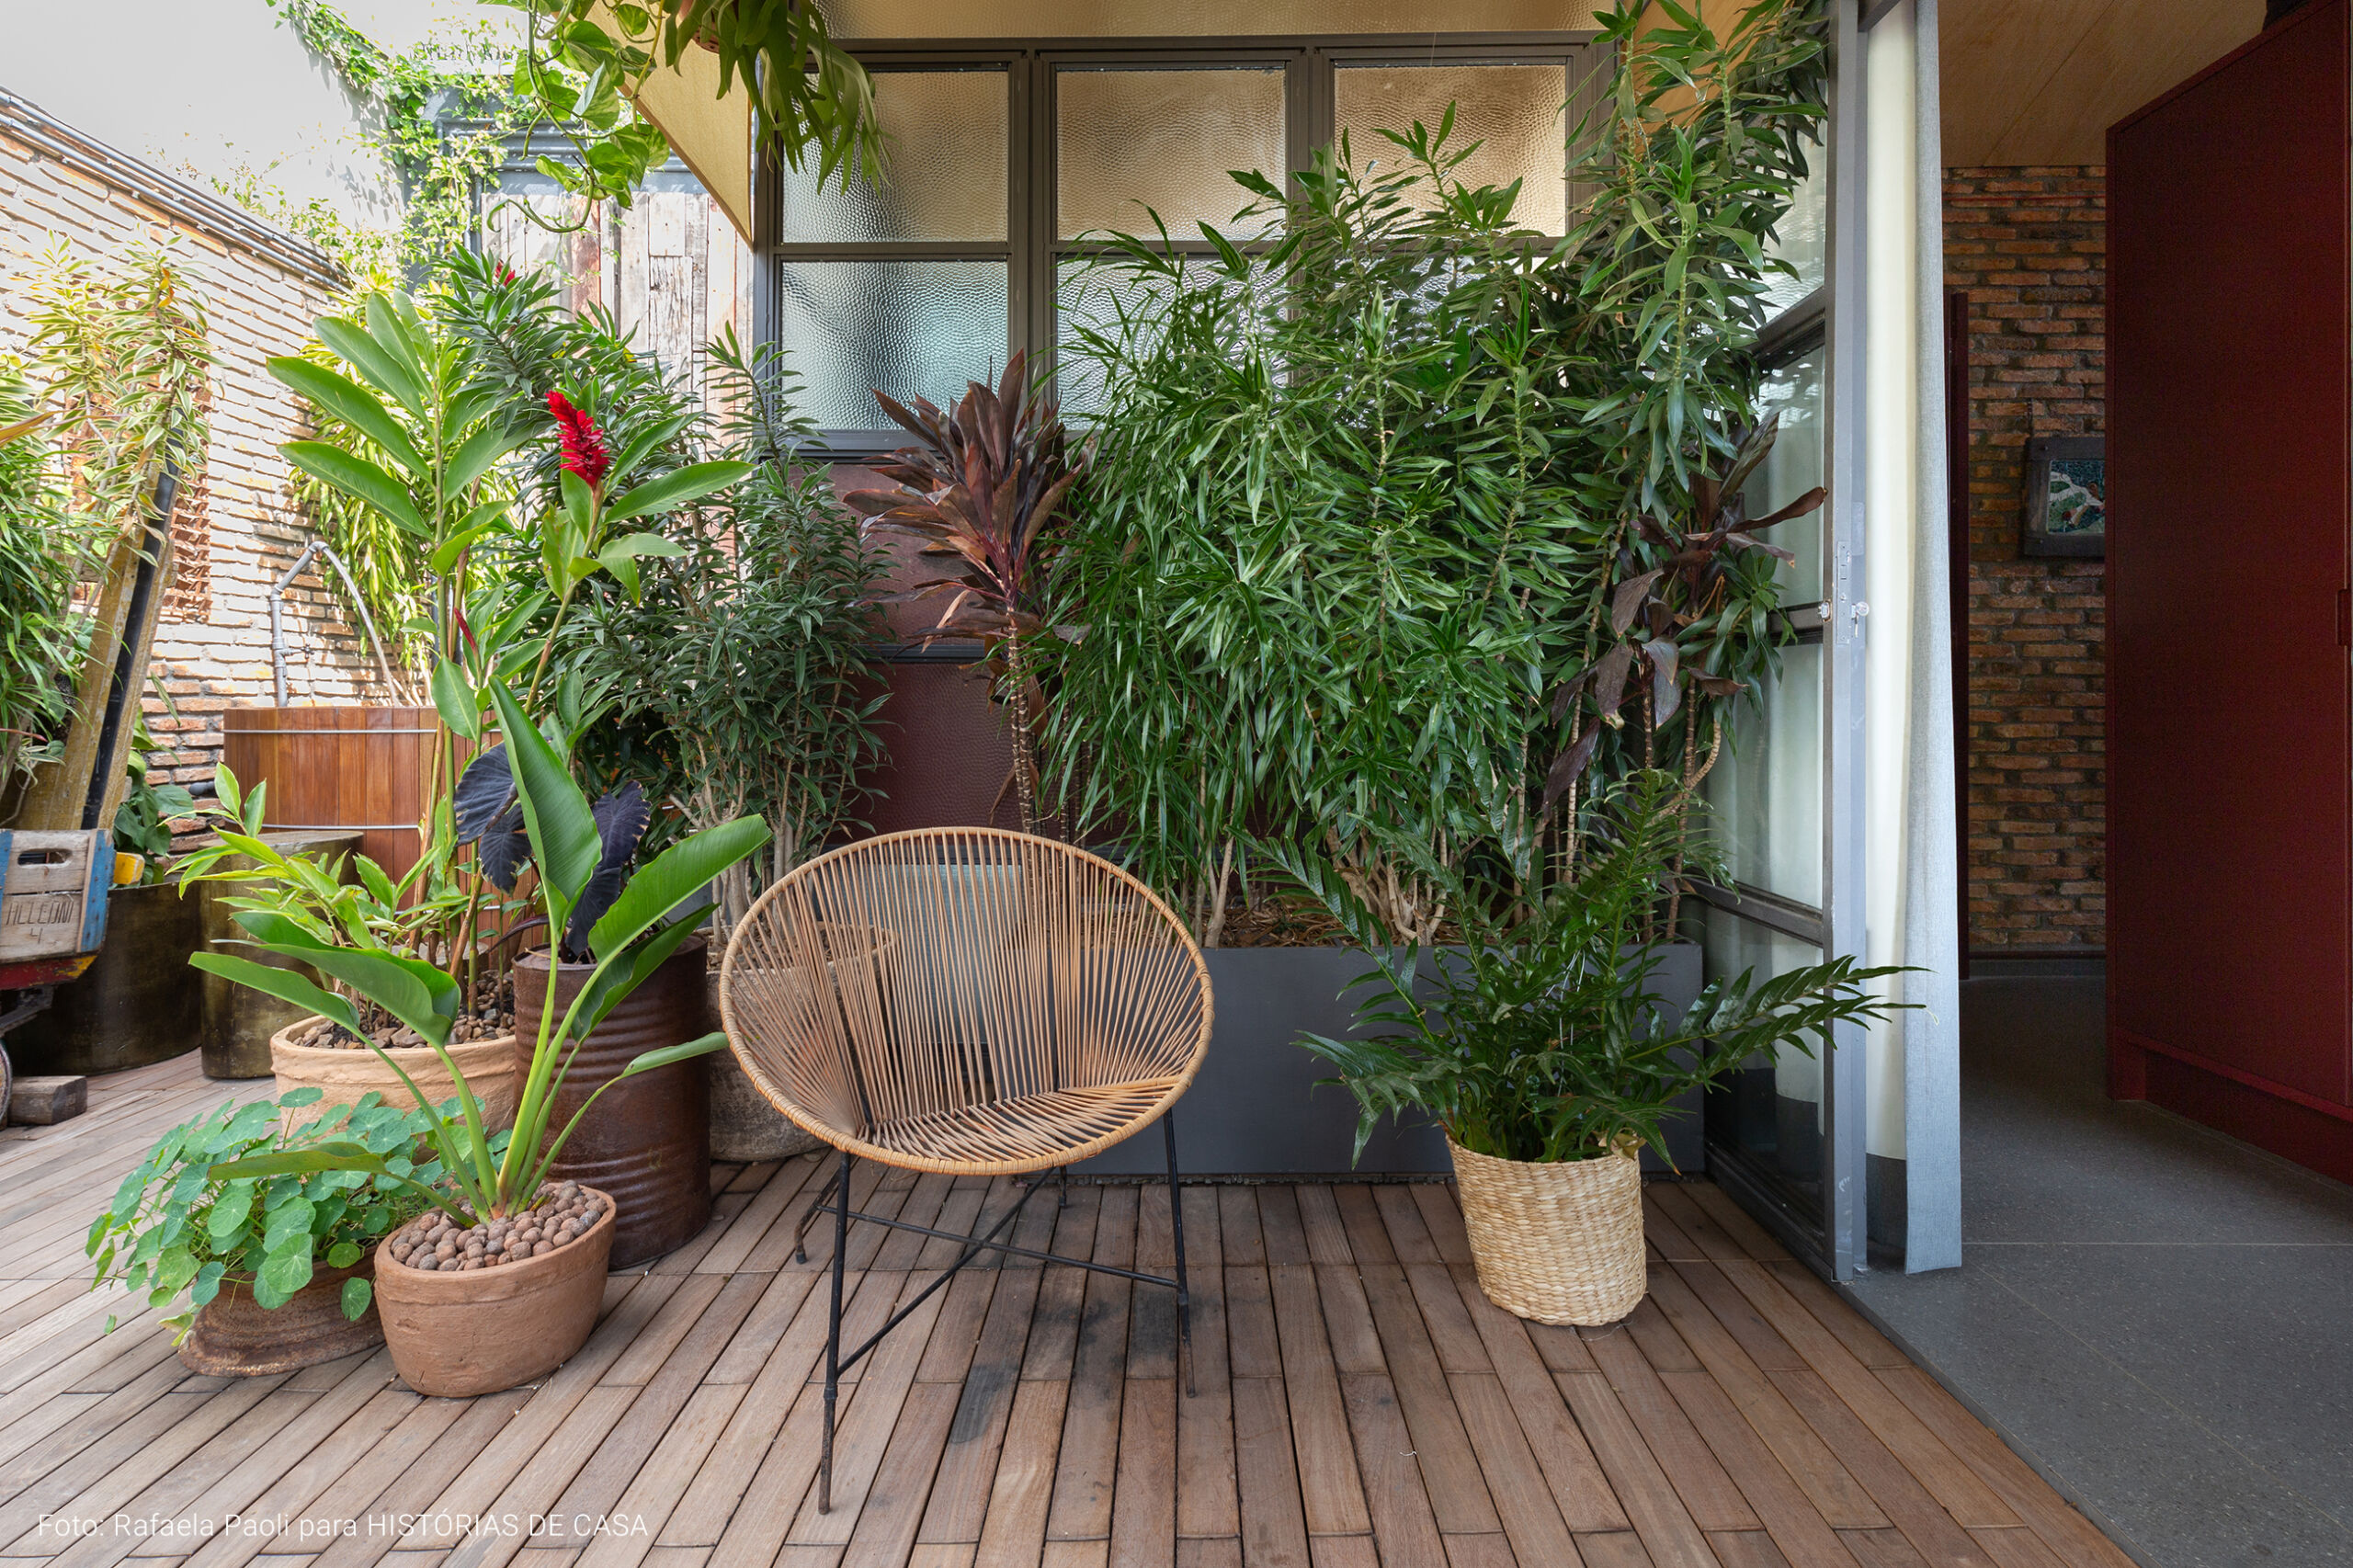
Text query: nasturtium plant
85 1089 487 1338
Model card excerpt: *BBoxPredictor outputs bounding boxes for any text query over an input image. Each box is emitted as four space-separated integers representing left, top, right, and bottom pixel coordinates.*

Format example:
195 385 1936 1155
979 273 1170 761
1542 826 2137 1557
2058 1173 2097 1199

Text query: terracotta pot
515 941 710 1268
704 971 821 1161
372 1190 615 1397
1449 1135 1647 1327
271 1016 520 1135
176 1253 382 1375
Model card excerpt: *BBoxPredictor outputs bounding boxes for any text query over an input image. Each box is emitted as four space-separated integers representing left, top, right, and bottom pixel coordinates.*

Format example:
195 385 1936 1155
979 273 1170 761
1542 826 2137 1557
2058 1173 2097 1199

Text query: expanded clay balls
387 1183 607 1272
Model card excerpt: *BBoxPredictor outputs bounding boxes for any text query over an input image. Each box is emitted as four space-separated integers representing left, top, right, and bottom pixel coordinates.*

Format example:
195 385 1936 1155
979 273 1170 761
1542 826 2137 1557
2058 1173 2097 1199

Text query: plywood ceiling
1942 0 2267 166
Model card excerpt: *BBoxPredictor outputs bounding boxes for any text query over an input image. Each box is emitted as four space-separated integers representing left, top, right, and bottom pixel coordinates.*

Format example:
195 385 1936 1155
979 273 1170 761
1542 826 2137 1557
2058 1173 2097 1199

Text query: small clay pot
176 1253 382 1376
271 1016 521 1135
370 1187 616 1397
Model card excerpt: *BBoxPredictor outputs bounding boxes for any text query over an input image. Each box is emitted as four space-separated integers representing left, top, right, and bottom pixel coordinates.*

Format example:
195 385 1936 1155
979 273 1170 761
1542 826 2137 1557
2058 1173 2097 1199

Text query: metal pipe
269 539 402 703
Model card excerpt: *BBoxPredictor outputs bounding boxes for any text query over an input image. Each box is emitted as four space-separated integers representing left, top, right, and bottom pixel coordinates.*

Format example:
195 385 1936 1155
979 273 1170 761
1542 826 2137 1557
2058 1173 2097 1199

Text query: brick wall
0 92 388 798
1945 167 2107 952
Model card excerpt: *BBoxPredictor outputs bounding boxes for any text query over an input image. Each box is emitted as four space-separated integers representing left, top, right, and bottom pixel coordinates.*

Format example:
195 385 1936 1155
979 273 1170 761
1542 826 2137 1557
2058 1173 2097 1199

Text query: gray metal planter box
1074 942 1703 1177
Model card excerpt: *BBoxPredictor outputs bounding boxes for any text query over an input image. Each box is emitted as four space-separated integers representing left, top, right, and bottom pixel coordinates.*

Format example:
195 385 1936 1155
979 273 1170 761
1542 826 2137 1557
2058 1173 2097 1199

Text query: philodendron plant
194 677 770 1226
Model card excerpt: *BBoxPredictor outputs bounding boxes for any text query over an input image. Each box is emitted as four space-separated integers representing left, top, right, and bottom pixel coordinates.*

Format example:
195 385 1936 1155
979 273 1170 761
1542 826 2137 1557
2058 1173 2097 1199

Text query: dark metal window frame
755 32 1598 458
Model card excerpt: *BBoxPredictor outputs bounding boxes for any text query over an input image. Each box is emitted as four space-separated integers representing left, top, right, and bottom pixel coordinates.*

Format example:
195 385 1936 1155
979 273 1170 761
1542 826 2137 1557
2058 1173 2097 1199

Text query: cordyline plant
198 678 771 1225
844 350 1086 833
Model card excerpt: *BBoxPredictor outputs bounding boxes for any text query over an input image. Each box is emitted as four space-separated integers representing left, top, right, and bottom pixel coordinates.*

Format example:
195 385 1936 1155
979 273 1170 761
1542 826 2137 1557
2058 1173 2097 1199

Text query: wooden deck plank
0 1059 2143 1568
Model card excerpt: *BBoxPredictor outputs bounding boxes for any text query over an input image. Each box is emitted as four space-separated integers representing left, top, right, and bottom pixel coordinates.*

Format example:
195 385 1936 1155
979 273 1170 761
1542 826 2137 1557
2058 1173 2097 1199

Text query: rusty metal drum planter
514 939 711 1268
6 881 201 1076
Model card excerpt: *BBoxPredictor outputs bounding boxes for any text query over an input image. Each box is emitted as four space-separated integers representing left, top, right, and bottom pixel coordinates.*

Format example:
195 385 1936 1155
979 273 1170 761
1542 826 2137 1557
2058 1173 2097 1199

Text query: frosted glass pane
778 72 1007 243
776 261 1009 430
1759 148 1826 318
1751 342 1825 604
1703 640 1823 908
831 0 1604 37
1055 259 1173 415
1058 69 1286 240
1335 64 1567 235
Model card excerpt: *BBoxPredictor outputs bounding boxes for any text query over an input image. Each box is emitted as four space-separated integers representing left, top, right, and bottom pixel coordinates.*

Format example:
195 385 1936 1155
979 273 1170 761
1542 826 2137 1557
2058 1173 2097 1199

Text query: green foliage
202 675 771 1223
1292 773 1904 1165
496 0 883 213
1049 0 1831 944
0 362 82 793
85 1088 459 1338
552 327 886 932
112 719 199 878
256 0 539 284
1050 119 1597 946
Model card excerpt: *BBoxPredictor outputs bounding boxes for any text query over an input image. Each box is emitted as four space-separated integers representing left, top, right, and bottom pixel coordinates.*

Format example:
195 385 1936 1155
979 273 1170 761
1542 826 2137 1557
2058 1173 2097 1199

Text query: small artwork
2022 436 2105 558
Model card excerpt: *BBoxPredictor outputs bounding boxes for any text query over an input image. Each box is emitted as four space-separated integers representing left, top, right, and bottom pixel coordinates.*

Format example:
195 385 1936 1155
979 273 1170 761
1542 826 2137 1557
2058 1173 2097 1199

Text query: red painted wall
2108 0 2353 1169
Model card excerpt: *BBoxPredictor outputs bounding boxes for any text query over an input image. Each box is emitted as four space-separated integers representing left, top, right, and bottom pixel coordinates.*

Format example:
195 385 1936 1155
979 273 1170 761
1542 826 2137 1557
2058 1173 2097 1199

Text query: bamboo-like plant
844 351 1083 834
199 677 770 1223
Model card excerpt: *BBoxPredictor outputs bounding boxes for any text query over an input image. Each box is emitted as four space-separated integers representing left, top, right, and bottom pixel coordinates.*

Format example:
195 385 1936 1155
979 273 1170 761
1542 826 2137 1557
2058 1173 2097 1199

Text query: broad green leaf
205 1182 255 1240
263 1197 316 1255
282 442 428 536
325 1240 363 1269
602 461 754 524
267 358 424 472
488 680 598 906
257 1244 313 1304
620 1032 731 1076
431 658 480 741
445 424 521 495
585 815 769 961
340 1277 373 1321
188 954 361 1037
316 313 424 415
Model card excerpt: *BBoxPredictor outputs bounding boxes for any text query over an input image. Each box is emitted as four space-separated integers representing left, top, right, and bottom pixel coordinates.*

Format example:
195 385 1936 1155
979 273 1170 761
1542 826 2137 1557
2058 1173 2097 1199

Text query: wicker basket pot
1448 1135 1646 1326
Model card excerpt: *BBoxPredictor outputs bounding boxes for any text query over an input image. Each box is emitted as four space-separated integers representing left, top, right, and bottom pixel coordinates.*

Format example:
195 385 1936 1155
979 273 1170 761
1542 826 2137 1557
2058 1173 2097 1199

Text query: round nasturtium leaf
326 1241 362 1269
340 1278 373 1322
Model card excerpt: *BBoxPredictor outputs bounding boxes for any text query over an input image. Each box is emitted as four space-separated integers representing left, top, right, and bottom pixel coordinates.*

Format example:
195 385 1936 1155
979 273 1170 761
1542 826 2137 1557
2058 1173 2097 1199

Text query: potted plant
85 1086 450 1374
1296 774 1899 1325
1040 11 1829 1178
200 676 770 1396
178 765 526 1133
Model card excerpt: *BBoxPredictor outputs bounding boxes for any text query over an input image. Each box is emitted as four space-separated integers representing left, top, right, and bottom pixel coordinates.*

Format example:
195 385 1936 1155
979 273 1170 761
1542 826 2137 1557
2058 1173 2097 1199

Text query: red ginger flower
547 390 610 492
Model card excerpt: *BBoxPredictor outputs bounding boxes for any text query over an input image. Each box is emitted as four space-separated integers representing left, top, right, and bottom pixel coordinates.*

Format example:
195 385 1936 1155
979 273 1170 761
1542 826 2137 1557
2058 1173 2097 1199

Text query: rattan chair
719 827 1214 1511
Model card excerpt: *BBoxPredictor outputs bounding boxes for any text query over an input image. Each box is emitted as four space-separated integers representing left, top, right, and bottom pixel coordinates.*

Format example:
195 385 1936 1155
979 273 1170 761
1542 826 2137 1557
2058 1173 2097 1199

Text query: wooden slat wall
483 186 753 408
220 705 438 881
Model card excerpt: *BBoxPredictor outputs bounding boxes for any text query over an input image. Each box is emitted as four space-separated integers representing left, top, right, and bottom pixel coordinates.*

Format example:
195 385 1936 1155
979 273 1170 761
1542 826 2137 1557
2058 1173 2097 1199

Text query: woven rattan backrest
721 829 1212 1153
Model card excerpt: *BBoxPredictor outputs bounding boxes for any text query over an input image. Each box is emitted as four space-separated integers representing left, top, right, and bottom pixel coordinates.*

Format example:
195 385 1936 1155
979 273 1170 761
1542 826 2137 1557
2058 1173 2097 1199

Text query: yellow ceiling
1941 0 2267 166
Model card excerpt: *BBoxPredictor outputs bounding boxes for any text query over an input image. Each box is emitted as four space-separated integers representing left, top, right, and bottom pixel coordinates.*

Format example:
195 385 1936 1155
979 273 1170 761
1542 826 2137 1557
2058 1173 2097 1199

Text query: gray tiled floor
1849 967 2353 1568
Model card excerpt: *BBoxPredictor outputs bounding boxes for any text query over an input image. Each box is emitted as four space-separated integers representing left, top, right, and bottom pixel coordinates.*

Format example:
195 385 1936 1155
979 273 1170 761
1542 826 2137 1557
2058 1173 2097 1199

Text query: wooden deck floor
0 1054 2132 1568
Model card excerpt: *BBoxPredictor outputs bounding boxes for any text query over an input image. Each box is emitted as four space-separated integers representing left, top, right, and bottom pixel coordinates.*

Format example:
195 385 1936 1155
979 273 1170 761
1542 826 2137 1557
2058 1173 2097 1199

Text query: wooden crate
0 830 109 962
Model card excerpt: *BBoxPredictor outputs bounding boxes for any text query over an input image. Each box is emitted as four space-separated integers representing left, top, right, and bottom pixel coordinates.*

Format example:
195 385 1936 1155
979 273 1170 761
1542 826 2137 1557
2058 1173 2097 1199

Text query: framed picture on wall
2022 435 2106 558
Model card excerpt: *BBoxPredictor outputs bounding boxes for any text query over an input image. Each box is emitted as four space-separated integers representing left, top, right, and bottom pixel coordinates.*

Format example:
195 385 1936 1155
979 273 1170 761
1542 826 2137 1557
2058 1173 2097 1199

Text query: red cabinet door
2108 0 2352 1104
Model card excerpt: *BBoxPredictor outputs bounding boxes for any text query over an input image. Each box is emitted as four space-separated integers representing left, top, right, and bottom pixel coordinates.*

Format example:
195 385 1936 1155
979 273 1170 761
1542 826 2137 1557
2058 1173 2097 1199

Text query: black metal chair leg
792 1161 845 1266
1056 1165 1069 1209
1164 1111 1195 1400
819 1149 852 1513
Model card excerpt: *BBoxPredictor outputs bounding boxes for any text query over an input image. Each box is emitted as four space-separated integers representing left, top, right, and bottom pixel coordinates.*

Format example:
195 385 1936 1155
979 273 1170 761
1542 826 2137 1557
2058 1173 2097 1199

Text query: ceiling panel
1943 0 2267 166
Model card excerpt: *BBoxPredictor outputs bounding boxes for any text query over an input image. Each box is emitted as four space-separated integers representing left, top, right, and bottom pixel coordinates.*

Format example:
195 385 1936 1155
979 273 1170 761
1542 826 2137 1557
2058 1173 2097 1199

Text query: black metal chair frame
792 1109 1194 1514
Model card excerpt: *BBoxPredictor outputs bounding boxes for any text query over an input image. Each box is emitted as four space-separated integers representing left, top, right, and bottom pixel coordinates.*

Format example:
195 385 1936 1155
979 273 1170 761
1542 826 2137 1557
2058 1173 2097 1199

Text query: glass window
1697 904 1828 1204
778 71 1008 243
1703 641 1823 908
1057 68 1287 241
1758 144 1826 318
1334 63 1568 234
776 260 1012 432
830 0 1592 37
1751 340 1826 605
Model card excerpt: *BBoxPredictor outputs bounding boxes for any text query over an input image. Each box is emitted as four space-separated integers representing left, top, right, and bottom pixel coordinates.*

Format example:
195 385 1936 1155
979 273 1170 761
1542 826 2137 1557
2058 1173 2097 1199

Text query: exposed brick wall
1945 167 2107 952
0 107 388 799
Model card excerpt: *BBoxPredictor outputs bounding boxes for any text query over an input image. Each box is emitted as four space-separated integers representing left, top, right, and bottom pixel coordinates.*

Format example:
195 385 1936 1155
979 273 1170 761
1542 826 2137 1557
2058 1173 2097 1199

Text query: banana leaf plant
196 676 771 1226
841 350 1087 831
1543 415 1828 809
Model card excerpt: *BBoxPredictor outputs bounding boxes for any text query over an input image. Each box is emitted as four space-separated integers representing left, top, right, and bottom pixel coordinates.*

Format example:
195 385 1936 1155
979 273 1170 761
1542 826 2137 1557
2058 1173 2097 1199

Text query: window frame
755 32 1599 457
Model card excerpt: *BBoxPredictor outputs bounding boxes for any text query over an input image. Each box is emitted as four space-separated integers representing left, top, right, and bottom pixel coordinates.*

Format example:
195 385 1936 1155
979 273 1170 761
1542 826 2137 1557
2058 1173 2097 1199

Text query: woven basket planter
1448 1135 1646 1326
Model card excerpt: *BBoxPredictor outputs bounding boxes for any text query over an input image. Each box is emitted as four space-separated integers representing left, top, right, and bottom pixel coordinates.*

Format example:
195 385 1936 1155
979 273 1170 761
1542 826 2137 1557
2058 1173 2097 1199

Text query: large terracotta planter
1449 1135 1647 1327
176 1252 382 1375
515 941 710 1268
271 1016 521 1134
372 1190 615 1396
6 881 201 1077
